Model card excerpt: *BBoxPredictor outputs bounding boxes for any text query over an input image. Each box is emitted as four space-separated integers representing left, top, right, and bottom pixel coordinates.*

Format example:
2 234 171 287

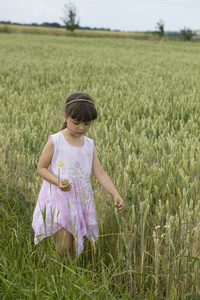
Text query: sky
0 0 199 32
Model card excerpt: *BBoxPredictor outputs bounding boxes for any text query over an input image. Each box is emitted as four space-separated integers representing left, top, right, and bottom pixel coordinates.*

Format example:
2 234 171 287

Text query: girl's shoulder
48 131 62 146
48 131 62 139
84 136 93 143
84 136 94 152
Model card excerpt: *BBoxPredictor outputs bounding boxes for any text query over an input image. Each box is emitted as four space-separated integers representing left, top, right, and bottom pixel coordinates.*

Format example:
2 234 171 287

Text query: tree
62 2 79 32
181 27 193 41
156 19 165 37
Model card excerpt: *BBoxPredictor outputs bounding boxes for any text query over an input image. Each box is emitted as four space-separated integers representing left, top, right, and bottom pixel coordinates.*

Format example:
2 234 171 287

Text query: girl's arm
37 138 71 191
92 146 124 213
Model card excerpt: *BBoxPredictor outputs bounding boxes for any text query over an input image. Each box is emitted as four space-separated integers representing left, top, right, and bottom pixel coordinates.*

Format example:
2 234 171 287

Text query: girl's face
65 116 92 137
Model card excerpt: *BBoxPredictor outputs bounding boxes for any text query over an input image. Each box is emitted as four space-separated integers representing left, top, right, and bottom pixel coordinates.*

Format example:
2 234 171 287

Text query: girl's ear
63 112 67 120
63 113 68 128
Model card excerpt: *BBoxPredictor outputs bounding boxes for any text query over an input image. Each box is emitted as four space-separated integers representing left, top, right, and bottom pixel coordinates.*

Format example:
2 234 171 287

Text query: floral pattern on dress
68 160 90 181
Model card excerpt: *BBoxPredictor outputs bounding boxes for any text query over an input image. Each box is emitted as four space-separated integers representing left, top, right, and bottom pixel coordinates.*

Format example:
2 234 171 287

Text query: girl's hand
58 179 72 192
114 195 124 214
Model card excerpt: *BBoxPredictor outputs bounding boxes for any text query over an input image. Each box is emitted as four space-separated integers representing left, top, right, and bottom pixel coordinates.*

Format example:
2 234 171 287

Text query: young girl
32 92 124 263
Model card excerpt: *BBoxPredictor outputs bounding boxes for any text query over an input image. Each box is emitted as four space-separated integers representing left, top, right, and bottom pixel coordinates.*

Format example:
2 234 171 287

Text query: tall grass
1 34 200 298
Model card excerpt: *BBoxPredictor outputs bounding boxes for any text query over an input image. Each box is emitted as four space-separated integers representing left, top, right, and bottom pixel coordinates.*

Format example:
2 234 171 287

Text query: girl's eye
72 121 91 125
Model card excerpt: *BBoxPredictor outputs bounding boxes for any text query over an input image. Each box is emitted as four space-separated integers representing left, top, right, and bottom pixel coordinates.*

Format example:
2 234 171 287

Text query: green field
1 33 200 299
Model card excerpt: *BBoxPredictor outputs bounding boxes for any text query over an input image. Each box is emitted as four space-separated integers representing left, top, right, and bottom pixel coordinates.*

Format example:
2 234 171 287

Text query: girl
32 92 124 263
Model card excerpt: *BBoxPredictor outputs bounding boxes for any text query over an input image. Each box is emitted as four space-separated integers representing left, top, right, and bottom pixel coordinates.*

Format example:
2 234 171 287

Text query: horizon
1 20 199 33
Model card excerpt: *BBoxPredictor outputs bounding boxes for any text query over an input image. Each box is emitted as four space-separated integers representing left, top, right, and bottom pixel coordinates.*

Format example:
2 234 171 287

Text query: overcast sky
0 0 199 32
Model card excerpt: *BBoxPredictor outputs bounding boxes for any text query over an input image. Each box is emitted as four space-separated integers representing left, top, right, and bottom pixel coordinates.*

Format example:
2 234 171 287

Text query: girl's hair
62 92 97 129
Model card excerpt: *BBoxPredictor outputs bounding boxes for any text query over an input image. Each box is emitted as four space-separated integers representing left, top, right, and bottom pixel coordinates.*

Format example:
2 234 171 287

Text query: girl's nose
78 123 85 130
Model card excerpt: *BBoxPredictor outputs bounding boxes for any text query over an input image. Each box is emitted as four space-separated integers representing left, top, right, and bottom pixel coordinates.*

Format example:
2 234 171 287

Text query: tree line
0 21 111 32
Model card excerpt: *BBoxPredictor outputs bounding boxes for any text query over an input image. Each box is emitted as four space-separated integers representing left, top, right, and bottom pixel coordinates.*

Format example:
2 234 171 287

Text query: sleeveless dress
32 131 98 255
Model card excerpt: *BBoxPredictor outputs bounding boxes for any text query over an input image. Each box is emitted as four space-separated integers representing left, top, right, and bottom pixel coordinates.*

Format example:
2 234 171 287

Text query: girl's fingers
67 183 72 191
118 199 124 207
114 196 124 212
59 182 72 191
117 199 124 213
64 183 71 191
61 179 69 185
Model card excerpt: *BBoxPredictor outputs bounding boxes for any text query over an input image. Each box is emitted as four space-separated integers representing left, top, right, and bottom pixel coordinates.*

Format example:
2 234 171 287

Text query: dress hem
34 223 98 255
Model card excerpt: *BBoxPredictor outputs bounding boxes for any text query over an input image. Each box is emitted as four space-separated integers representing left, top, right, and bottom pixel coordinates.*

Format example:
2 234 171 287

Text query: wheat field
1 33 200 299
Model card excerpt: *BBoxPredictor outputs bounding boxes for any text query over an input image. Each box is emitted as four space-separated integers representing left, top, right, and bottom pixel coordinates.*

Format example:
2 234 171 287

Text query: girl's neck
61 128 84 147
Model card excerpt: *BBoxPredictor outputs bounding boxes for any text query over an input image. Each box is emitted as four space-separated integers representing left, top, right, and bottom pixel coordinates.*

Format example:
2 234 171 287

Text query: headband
66 99 95 106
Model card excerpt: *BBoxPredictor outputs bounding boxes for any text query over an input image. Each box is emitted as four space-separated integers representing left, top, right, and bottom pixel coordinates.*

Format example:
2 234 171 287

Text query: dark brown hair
62 92 97 129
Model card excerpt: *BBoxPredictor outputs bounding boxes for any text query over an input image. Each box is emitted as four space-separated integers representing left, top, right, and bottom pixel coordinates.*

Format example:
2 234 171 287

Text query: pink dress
32 131 98 255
